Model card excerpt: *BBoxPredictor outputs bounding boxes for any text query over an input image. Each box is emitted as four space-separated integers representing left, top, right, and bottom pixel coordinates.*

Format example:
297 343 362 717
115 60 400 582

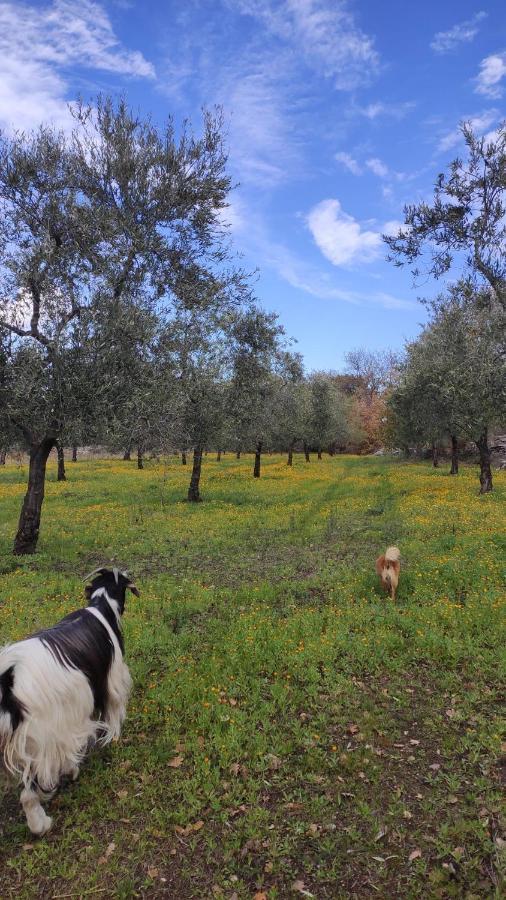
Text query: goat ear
84 585 93 600
128 583 140 597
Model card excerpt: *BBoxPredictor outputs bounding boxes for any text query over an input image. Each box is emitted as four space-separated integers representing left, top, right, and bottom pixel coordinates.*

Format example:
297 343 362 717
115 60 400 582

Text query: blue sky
1 1 505 370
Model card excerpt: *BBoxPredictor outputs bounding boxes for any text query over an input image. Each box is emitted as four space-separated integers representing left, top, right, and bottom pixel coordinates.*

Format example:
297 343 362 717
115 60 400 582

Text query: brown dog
375 546 400 601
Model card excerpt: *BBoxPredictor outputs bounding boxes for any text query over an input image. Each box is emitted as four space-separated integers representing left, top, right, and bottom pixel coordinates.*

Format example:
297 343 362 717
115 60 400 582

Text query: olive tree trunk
303 442 310 463
188 446 203 501
13 436 55 555
317 447 322 460
236 449 241 459
123 444 132 461
253 441 262 478
0 448 6 465
71 445 78 462
216 450 222 461
450 435 459 475
476 429 493 493
181 449 187 465
56 442 66 481
137 446 144 470
431 442 439 467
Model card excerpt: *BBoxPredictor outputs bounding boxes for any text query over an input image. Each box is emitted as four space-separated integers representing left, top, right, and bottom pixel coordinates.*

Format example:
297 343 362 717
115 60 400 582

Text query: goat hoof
31 813 53 837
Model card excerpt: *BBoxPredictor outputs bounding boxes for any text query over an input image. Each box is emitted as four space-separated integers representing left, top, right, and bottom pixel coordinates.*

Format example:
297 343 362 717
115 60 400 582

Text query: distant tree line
1 106 504 559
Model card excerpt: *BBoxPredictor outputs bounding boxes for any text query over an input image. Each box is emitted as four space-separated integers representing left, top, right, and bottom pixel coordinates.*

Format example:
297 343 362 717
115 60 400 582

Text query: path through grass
0 455 504 898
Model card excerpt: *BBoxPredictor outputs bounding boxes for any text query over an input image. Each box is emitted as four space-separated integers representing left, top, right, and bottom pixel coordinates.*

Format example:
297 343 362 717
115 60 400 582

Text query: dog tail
384 546 400 564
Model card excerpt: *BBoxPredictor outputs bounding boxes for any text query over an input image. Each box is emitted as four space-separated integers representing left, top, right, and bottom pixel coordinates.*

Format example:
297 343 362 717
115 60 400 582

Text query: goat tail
384 546 400 564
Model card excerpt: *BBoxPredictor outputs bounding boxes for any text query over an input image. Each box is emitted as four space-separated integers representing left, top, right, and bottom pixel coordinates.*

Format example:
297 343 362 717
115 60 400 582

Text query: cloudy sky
1 0 504 369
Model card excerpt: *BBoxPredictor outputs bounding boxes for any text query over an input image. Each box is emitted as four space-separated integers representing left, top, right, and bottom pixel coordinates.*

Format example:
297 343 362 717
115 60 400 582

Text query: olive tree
0 98 236 553
384 122 506 310
389 292 506 491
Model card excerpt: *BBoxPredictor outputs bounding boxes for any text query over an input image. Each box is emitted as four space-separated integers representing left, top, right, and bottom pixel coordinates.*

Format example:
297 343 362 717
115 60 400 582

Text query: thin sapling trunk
476 428 493 493
56 442 66 481
450 434 459 475
188 446 203 501
253 441 262 478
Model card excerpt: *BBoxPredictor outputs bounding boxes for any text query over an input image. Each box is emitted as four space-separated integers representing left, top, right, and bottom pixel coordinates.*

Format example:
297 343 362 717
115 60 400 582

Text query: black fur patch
0 665 26 731
31 610 116 720
89 595 124 655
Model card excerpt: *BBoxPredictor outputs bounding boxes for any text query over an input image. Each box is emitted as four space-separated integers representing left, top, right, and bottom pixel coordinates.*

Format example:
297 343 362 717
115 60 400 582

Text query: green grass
0 454 505 898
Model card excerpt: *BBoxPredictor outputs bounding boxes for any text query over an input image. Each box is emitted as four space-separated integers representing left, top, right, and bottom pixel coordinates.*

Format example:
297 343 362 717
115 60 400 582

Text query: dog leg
20 785 53 836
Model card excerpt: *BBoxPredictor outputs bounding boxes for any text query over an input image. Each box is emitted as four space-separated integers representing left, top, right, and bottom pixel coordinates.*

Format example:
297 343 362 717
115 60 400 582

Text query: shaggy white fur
0 572 134 836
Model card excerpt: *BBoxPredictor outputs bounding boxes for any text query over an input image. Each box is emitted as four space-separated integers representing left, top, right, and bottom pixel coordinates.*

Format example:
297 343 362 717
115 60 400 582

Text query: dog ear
128 583 140 597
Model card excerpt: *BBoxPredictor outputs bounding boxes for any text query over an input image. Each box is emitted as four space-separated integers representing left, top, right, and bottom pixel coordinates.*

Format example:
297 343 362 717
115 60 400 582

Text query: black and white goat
0 567 138 836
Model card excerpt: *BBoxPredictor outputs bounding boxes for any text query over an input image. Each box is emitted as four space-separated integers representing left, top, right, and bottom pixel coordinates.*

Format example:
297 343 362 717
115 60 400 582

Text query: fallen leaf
403 810 413 820
147 867 159 878
375 827 388 842
409 739 420 746
429 763 441 771
229 804 247 817
22 844 34 851
447 795 458 804
452 846 465 860
117 789 128 799
445 708 456 719
372 855 385 862
168 755 184 768
292 881 315 897
347 724 360 735
98 842 116 864
408 849 422 862
265 753 282 770
264 861 273 873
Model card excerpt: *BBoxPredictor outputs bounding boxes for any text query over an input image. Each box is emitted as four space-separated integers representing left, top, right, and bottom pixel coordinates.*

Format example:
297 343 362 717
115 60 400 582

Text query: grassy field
0 454 504 899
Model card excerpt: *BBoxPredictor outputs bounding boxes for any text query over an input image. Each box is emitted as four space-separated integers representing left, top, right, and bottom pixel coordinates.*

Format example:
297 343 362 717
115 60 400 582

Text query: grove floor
0 454 504 899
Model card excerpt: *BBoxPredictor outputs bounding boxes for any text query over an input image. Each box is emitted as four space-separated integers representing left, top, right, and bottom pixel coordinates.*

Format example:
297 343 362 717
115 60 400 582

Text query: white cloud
366 157 388 178
357 101 415 120
335 151 362 175
430 11 487 53
438 109 499 151
224 61 300 186
307 198 384 266
475 53 506 98
264 239 415 309
228 0 379 90
0 0 154 132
